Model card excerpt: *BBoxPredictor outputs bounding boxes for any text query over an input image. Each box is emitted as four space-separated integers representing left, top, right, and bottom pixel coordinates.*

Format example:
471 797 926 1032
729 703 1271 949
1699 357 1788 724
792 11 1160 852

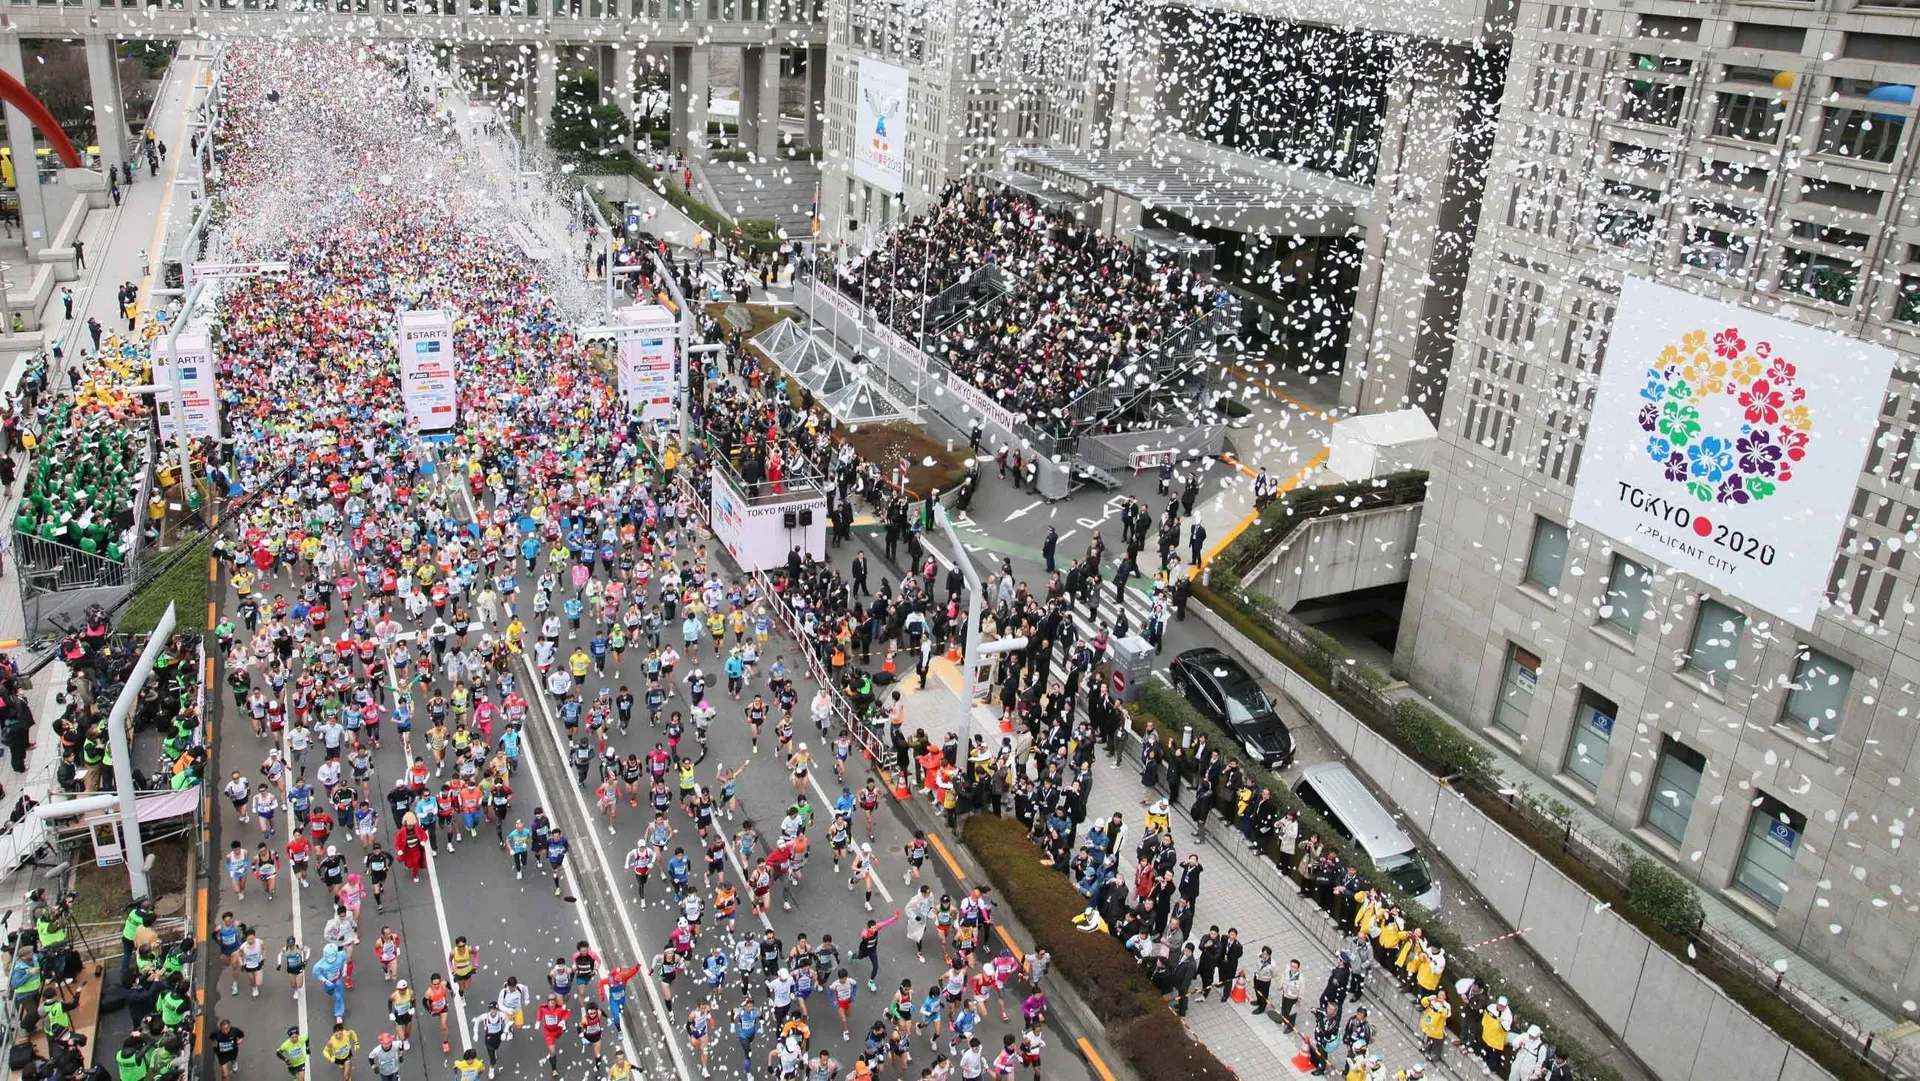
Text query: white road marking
383 663 474 1053
455 476 685 1081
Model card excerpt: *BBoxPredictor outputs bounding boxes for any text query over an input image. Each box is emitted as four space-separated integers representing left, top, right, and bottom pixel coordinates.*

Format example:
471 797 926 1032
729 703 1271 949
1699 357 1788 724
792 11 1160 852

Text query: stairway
701 157 821 239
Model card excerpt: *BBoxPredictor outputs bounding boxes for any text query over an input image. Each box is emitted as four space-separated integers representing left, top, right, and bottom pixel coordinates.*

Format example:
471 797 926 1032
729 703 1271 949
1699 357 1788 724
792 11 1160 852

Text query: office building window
1781 647 1852 738
1561 688 1617 790
1525 517 1569 594
1600 554 1650 635
1492 643 1541 736
1816 106 1906 166
1733 794 1804 910
1686 599 1746 681
1643 738 1705 845
1712 92 1781 143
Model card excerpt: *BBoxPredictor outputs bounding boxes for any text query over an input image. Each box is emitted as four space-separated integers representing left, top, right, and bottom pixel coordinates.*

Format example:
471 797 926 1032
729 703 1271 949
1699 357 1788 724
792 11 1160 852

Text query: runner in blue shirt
545 826 570 896
666 848 691 902
733 999 760 1071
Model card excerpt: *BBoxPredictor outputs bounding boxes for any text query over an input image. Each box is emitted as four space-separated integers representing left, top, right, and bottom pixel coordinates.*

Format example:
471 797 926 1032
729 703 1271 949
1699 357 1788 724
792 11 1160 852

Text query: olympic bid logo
1638 327 1811 506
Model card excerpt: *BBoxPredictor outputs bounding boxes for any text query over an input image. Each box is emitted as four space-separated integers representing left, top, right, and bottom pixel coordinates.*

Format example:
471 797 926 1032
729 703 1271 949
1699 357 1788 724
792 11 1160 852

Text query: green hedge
600 155 786 254
1130 684 1622 1081
117 538 209 634
960 817 1235 1081
1625 853 1706 938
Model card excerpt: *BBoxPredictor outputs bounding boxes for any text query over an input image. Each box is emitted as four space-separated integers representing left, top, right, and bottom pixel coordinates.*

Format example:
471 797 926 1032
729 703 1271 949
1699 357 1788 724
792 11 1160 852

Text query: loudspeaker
799 509 814 526
783 511 797 529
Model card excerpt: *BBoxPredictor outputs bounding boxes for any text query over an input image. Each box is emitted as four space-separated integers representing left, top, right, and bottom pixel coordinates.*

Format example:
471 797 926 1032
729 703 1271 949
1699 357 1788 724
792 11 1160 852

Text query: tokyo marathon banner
711 466 828 573
152 330 220 442
946 372 1018 435
854 58 909 195
1570 277 1895 629
617 305 679 422
395 309 459 433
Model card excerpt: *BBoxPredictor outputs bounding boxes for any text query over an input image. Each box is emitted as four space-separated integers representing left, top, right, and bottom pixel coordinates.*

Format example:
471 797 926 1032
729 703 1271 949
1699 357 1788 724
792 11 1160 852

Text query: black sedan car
1168 647 1296 768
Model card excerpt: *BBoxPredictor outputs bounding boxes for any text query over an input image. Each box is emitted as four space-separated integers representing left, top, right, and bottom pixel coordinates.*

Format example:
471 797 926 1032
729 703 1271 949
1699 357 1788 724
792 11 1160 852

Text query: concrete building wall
1397 0 1920 1016
1247 502 1421 610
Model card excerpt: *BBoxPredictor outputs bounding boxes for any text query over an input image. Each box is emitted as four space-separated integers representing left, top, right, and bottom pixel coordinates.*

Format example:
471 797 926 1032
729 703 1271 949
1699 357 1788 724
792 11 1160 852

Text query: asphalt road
201 461 1098 1081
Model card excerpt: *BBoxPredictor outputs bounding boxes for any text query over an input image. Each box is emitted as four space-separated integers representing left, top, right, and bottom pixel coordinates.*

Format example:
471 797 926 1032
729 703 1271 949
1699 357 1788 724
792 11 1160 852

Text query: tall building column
740 46 780 159
805 44 826 148
672 44 709 157
0 30 48 252
535 47 558 146
84 33 128 182
609 43 635 148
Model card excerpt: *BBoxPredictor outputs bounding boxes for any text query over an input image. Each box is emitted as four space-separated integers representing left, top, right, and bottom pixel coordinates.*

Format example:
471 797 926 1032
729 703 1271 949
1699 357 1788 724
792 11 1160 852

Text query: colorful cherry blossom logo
1638 327 1810 505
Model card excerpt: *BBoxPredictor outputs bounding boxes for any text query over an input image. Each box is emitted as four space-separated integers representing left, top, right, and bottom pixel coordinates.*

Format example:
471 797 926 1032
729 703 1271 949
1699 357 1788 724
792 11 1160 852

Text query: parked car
1168 647 1296 768
1293 762 1442 909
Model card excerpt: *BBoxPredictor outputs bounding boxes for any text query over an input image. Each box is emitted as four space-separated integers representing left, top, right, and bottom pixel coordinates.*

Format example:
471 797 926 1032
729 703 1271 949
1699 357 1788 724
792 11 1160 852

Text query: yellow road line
1276 446 1329 497
1217 452 1257 479
1229 364 1335 422
1194 446 1328 577
135 60 205 319
927 831 966 880
1077 1038 1120 1081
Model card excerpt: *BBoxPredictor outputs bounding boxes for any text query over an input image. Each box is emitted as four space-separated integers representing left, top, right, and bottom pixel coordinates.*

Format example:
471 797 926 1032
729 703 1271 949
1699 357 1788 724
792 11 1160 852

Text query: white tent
821 378 902 423
797 353 860 396
1326 408 1437 480
751 318 807 357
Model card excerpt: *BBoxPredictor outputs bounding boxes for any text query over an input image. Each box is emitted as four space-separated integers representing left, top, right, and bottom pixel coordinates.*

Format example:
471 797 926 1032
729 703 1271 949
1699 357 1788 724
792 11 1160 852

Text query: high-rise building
818 0 1513 414
1398 0 1920 1013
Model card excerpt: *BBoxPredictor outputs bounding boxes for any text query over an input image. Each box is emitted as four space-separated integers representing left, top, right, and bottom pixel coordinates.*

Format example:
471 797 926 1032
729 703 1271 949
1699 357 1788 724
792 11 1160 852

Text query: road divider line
455 473 683 1081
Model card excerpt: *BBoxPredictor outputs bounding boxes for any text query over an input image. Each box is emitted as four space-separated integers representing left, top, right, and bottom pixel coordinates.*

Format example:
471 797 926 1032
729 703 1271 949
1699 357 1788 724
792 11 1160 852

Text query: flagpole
916 225 930 417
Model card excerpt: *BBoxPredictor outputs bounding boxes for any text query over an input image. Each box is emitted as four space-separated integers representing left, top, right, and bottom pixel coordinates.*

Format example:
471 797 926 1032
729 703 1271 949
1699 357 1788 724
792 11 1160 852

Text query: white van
1292 762 1442 911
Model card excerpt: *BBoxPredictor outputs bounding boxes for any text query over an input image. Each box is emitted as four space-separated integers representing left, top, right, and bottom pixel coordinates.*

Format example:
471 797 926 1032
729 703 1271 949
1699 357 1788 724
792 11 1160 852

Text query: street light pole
105 601 176 898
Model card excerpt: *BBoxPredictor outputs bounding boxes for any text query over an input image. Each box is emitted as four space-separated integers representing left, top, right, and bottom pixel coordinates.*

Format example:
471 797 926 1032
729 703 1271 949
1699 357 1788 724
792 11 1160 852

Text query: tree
546 68 626 159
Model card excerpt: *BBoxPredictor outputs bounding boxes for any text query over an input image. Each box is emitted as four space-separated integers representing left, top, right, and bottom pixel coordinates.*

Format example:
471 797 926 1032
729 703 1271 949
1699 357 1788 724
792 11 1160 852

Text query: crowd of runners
192 45 1056 1081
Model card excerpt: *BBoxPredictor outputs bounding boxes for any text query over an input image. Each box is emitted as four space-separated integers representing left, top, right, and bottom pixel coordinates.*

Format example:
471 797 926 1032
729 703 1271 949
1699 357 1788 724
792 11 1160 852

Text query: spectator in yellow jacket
1418 992 1451 1063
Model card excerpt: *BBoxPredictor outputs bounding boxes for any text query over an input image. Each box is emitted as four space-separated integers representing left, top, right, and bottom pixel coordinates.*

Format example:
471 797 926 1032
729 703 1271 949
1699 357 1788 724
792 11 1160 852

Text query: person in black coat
1320 953 1352 1021
1189 776 1215 841
1168 943 1199 1016
1177 854 1203 907
1193 925 1223 989
1308 1003 1341 1075
1218 929 1245 1003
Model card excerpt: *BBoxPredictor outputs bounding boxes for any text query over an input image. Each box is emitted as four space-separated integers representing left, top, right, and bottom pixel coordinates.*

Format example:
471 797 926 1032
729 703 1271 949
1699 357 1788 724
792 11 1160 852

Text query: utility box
1109 635 1156 704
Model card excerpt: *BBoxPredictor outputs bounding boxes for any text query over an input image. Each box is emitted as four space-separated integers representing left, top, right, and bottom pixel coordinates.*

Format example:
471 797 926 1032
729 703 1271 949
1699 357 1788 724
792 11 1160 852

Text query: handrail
1058 303 1226 429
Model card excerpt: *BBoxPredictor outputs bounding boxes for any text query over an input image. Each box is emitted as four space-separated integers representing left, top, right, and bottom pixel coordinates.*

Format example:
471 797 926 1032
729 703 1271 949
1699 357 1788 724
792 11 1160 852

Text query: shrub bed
960 816 1235 1081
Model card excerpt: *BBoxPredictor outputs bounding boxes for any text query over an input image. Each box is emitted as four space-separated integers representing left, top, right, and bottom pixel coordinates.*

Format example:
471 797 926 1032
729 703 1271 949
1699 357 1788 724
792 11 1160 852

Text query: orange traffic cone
999 711 1014 735
944 639 961 663
1231 970 1248 1004
892 770 911 801
881 646 897 677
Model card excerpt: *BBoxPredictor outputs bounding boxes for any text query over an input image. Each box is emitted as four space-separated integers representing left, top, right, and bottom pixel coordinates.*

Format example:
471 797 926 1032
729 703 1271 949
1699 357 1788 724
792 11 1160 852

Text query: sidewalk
0 53 209 647
896 672 1455 1081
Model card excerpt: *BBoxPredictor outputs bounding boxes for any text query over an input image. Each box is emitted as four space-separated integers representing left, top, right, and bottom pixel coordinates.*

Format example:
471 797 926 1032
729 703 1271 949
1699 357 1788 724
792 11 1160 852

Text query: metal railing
11 530 135 592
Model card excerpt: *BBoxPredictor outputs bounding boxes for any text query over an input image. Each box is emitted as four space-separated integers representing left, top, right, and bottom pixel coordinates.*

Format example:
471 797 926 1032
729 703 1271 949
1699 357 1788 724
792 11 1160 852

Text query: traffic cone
892 770 911 801
1231 970 1248 1004
881 646 896 676
998 710 1014 735
945 640 960 663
